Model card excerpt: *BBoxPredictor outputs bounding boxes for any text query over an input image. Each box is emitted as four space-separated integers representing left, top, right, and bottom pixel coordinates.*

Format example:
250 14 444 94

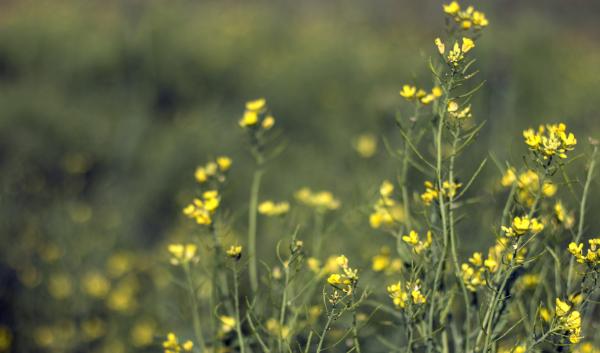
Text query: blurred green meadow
1 0 600 352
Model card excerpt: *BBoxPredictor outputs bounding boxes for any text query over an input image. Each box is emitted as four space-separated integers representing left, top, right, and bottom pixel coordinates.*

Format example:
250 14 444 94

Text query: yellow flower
168 243 198 266
81 271 111 298
163 332 193 353
399 85 417 99
443 1 460 15
503 216 544 237
555 298 572 317
216 156 232 171
262 115 275 130
183 190 220 225
461 37 475 53
372 253 390 272
306 257 321 273
295 188 340 211
523 123 577 160
387 280 426 309
246 98 266 111
258 200 290 217
220 316 236 333
239 110 259 127
226 245 243 260
327 255 358 293
501 167 517 187
435 38 446 55
469 252 483 266
353 133 378 158
421 181 439 205
402 230 432 254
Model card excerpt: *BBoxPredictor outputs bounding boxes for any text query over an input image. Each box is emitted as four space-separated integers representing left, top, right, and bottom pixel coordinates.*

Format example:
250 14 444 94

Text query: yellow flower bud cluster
401 230 432 255
554 298 582 344
501 215 544 237
239 98 275 130
295 187 340 211
523 123 577 160
387 280 426 310
194 156 232 184
500 168 557 207
182 190 220 225
369 180 405 229
399 85 443 105
443 2 489 30
163 332 193 353
226 245 243 260
447 100 472 120
326 255 359 294
568 238 600 266
258 200 290 217
435 37 475 66
167 243 198 266
420 180 463 206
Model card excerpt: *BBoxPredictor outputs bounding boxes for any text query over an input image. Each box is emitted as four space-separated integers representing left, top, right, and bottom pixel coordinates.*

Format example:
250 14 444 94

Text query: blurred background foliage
1 0 600 352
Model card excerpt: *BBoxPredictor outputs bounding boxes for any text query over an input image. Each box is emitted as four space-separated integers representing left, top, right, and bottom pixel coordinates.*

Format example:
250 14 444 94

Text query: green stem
478 177 544 352
184 264 207 353
232 265 246 353
566 146 597 293
351 292 362 353
447 128 472 353
278 262 290 353
316 308 336 353
248 166 264 293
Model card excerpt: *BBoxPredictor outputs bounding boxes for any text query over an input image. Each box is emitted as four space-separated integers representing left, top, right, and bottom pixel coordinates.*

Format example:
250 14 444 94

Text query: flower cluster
163 332 193 353
420 180 462 205
226 245 243 260
523 123 577 160
399 85 443 105
554 201 575 228
369 180 405 229
568 239 600 266
555 298 582 343
239 98 275 130
387 280 426 310
326 255 359 294
447 100 472 120
183 190 221 225
443 2 489 30
167 244 198 266
295 187 340 211
501 215 544 237
258 200 290 217
371 247 403 273
194 156 232 184
461 250 498 291
435 37 475 67
401 230 432 255
501 168 557 206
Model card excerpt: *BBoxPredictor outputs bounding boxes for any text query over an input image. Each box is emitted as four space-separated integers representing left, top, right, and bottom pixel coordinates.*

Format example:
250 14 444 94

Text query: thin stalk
351 292 362 353
478 177 544 352
278 263 290 353
248 165 264 293
316 308 336 353
427 106 449 353
566 146 597 293
447 128 472 353
184 264 207 353
232 264 246 353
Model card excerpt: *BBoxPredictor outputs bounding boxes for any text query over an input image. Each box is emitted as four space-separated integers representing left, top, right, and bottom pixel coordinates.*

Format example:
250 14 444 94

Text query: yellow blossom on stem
168 244 198 266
